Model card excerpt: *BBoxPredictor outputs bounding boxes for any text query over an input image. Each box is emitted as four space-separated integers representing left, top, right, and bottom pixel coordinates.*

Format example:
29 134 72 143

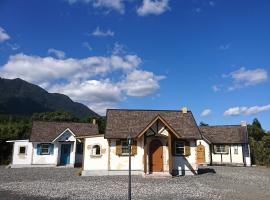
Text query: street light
127 134 132 200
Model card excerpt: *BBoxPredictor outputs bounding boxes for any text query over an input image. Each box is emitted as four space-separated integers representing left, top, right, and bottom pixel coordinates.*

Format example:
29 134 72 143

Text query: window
92 145 101 156
19 146 26 154
234 146 238 155
215 145 227 154
41 144 50 155
174 141 185 156
121 141 129 155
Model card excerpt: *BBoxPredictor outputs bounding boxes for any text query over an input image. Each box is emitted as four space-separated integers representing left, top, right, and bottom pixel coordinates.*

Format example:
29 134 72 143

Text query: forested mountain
0 78 99 119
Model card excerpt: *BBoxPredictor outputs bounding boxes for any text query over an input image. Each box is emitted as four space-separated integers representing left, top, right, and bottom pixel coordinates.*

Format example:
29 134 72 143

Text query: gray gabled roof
30 121 99 142
105 109 201 139
199 125 248 144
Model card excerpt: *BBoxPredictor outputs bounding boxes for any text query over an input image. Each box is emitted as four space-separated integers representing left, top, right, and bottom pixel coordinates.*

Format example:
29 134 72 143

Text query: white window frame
18 146 27 155
234 145 238 155
174 141 185 156
91 144 102 157
215 144 227 154
41 143 50 155
121 140 129 156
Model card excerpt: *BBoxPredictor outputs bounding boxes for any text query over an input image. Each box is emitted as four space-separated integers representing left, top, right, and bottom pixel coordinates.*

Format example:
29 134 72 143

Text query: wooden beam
168 132 172 175
144 137 147 174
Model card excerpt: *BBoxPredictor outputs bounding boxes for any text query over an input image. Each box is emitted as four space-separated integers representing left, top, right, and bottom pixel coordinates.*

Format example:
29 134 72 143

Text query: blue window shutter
37 144 41 155
50 144 54 155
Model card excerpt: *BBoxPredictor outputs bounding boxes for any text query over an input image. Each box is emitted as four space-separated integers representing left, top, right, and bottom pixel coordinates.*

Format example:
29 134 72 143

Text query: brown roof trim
137 115 181 139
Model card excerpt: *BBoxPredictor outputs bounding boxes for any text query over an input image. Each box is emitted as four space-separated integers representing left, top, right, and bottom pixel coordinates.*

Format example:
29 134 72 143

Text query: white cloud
92 27 114 37
209 1 215 7
137 0 170 16
112 42 126 55
48 48 66 59
226 67 268 91
120 69 165 96
66 0 125 14
82 42 93 51
0 53 164 114
201 109 212 117
0 27 10 42
224 104 270 116
214 67 268 92
212 85 220 92
7 42 20 50
219 43 231 51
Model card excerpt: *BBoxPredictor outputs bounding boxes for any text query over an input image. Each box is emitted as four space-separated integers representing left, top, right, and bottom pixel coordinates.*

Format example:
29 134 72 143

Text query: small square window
175 141 185 156
41 144 50 155
121 141 129 155
215 145 227 153
92 145 101 156
19 146 26 154
234 146 238 155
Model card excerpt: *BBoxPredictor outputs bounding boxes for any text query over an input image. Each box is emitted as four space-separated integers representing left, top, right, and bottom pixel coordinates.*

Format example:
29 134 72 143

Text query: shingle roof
199 125 247 144
30 121 99 142
105 109 201 139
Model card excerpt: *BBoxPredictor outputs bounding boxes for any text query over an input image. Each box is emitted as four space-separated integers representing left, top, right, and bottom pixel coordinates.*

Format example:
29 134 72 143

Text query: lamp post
127 134 132 200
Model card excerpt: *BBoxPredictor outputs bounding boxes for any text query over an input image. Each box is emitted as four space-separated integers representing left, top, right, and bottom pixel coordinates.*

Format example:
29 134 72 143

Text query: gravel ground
0 166 269 200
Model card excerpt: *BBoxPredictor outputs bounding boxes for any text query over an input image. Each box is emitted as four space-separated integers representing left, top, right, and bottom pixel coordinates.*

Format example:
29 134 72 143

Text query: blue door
60 144 71 165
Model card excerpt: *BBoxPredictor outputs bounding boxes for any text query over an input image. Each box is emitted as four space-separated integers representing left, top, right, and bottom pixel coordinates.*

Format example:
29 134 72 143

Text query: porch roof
30 121 99 142
199 125 247 144
105 109 201 139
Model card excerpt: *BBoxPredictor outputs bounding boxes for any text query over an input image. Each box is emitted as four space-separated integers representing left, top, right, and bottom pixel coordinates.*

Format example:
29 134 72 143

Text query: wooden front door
196 144 205 164
150 139 163 172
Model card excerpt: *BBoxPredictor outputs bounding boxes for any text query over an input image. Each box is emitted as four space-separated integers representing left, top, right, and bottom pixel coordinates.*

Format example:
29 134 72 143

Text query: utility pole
128 135 131 200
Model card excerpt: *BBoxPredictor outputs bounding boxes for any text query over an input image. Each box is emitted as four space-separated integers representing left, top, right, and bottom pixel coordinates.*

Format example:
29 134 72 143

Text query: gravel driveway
0 166 269 200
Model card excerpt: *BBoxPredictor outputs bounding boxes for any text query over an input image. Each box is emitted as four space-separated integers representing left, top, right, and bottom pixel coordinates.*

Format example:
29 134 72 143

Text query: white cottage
81 109 251 176
7 121 98 168
198 124 251 166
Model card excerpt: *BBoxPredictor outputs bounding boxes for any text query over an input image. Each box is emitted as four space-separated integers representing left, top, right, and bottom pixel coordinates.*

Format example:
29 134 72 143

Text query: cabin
7 121 98 168
198 124 251 166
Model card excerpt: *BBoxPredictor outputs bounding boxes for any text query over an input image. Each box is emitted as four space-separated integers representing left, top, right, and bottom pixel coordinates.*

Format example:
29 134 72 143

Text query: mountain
0 78 99 119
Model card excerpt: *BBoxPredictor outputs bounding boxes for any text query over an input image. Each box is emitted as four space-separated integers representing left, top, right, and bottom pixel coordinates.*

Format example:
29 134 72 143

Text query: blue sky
0 0 269 130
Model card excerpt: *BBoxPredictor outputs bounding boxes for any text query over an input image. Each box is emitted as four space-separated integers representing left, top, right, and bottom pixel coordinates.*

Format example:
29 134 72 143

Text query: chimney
240 121 247 127
181 107 188 114
92 118 96 125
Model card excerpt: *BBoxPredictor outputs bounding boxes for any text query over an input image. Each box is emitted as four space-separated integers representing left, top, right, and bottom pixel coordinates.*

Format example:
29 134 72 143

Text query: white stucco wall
172 140 198 175
211 144 244 165
83 136 109 171
109 138 144 171
10 140 33 166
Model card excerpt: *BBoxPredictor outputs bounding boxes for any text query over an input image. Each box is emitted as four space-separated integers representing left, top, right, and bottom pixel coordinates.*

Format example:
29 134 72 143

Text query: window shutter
116 140 121 156
184 141 191 156
171 140 175 156
49 144 54 155
131 140 137 156
37 144 41 155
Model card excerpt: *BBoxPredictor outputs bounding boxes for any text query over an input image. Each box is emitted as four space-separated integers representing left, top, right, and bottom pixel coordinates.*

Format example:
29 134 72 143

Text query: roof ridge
106 108 192 112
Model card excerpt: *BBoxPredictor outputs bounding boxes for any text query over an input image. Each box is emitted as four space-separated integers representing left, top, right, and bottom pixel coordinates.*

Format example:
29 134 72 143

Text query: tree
248 118 266 141
32 111 79 122
83 116 106 134
199 122 209 126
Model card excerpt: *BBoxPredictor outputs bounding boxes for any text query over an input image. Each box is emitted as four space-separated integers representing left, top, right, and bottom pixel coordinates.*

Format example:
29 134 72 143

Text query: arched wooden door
149 139 163 172
196 144 205 164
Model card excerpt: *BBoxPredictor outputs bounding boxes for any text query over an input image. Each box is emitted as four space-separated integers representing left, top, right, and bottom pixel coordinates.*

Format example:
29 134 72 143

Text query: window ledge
90 155 102 158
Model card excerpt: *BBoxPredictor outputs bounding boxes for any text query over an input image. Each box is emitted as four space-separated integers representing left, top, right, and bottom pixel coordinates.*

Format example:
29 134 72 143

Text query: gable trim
137 115 181 139
52 128 76 143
